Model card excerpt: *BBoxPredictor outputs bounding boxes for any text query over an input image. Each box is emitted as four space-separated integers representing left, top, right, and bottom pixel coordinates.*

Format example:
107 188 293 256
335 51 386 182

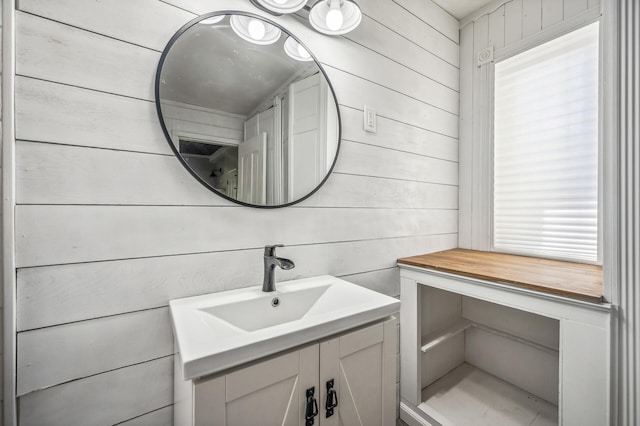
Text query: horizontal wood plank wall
13 0 459 424
617 0 640 423
0 0 3 417
118 406 173 426
458 0 601 249
160 101 246 147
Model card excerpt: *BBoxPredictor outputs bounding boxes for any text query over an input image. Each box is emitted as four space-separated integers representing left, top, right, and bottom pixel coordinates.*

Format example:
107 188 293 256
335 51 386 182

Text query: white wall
458 0 601 250
616 1 640 423
160 100 245 147
0 0 4 419
11 0 459 424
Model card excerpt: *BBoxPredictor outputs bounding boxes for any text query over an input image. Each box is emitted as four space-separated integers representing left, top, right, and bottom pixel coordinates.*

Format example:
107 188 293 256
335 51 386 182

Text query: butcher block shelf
398 249 603 303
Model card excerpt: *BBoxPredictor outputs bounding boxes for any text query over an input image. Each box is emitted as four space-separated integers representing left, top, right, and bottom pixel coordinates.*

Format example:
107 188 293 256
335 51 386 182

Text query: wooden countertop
398 249 603 303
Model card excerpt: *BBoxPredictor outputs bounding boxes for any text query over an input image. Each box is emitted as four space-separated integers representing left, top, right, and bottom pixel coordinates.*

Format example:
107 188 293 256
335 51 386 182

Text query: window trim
462 10 604 265
459 1 619 302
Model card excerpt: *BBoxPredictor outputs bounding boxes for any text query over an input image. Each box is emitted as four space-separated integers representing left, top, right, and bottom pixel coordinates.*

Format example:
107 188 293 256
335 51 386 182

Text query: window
493 23 600 263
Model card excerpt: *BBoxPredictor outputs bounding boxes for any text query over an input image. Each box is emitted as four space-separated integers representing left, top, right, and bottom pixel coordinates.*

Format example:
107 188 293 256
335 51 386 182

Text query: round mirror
155 11 341 207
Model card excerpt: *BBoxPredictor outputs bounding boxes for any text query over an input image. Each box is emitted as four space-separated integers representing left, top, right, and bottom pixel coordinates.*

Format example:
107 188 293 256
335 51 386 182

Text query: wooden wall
0 0 4 418
617 1 640 423
458 0 601 250
11 0 459 424
159 101 246 148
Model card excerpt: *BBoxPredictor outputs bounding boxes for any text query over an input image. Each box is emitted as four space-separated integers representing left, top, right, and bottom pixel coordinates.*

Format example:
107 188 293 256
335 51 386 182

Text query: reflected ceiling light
309 0 362 35
199 15 226 25
251 0 362 35
284 37 313 61
230 15 282 45
251 0 307 14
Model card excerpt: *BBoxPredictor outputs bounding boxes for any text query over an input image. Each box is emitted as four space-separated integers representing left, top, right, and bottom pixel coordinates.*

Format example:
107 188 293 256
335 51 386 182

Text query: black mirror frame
154 10 342 209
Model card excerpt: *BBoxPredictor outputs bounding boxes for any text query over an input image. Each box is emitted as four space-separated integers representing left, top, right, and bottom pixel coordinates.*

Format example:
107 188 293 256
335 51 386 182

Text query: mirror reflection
157 12 340 207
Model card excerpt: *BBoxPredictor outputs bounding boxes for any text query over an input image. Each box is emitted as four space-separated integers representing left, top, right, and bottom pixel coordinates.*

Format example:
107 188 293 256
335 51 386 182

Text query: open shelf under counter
421 319 559 355
398 249 612 426
419 363 557 426
421 319 471 353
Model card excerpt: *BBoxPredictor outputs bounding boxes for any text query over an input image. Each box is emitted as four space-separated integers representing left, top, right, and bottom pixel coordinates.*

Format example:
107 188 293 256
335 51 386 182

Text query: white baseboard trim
400 401 438 426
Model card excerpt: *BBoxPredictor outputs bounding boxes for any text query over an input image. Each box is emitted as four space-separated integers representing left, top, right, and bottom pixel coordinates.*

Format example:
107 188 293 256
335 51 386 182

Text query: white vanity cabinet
175 317 397 426
398 250 612 426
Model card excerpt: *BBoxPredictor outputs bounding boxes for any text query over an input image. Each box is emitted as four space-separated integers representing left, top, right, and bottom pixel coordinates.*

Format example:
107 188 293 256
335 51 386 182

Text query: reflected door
245 101 283 206
238 133 267 204
287 74 327 202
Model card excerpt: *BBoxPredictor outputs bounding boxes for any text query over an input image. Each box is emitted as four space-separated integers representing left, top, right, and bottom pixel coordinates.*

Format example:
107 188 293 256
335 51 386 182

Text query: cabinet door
319 318 397 426
194 345 319 426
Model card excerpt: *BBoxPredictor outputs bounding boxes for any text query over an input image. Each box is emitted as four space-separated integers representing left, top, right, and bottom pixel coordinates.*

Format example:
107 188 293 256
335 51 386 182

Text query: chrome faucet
263 244 295 292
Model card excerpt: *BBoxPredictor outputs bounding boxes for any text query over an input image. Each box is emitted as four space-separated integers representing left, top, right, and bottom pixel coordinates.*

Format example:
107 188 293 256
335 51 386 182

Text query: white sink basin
200 283 331 331
170 275 400 380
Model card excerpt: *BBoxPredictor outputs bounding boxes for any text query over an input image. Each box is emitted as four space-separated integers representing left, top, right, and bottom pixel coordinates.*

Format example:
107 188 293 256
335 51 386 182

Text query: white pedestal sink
170 275 400 380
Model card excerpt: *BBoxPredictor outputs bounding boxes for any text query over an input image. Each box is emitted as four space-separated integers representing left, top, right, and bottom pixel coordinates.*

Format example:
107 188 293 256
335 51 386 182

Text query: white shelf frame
400 265 612 426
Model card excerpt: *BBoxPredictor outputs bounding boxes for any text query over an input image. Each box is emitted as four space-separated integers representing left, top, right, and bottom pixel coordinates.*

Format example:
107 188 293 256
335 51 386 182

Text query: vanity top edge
182 309 399 381
398 248 603 304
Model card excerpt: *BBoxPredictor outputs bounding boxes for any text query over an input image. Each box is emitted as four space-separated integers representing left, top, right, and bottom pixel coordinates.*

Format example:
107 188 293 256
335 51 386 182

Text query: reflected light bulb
326 0 344 31
248 19 266 40
297 43 311 59
273 0 288 3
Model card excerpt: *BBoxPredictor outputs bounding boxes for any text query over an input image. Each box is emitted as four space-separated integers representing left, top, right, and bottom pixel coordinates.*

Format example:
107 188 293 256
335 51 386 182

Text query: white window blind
493 22 599 263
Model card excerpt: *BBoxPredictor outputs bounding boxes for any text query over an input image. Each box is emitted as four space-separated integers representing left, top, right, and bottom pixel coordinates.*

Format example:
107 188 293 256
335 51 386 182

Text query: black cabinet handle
305 387 319 426
325 379 338 417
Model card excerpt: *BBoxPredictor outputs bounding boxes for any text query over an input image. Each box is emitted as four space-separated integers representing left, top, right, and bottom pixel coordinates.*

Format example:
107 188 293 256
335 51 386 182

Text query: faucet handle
264 244 284 256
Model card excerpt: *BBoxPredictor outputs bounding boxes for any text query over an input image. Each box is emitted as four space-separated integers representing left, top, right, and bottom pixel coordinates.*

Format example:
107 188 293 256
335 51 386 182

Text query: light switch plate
364 106 377 133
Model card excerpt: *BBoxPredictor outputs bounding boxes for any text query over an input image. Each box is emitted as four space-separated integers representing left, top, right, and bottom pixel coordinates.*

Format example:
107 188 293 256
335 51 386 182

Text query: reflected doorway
179 139 238 199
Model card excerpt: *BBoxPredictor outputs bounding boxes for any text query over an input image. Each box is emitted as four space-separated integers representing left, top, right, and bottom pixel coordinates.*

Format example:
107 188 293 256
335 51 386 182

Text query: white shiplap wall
458 0 601 250
11 0 459 424
0 0 4 419
617 1 640 423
